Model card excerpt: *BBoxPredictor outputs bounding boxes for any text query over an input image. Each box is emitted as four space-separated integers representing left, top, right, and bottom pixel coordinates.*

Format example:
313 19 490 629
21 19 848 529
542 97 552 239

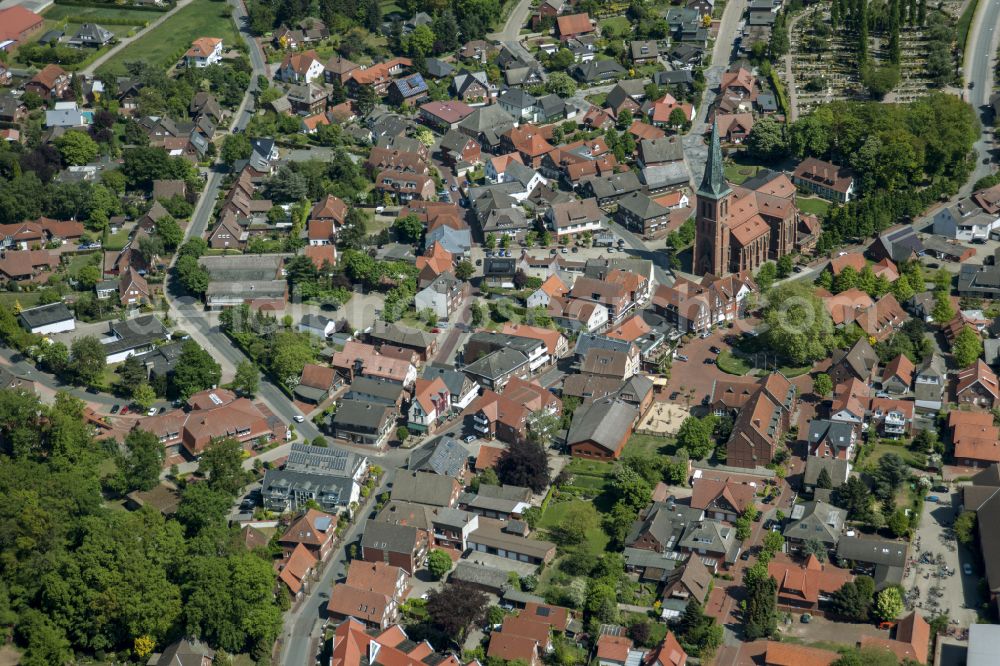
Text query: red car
430 328 441 333
120 406 129 414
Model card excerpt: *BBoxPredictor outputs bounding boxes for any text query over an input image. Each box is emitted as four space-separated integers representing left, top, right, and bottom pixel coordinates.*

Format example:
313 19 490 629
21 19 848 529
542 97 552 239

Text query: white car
293 415 305 423
374 206 385 214
147 407 157 416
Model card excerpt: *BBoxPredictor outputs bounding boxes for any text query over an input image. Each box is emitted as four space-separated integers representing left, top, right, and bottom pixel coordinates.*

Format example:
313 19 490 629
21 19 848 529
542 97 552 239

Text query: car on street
475 259 482 266
740 550 751 560
964 563 973 575
560 247 568 253
110 404 120 414
709 346 722 354
571 246 578 253
86 386 100 394
669 391 679 400
793 265 803 273
293 415 305 423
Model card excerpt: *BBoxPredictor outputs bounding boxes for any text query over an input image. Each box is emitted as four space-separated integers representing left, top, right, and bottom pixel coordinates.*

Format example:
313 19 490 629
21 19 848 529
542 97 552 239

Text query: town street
961 0 1000 196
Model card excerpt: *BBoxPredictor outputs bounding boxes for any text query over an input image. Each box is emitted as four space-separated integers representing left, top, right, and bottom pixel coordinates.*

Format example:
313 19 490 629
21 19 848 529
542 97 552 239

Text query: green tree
132 382 156 411
828 577 874 621
220 133 252 165
886 508 909 537
762 281 834 365
776 254 794 278
393 213 424 244
55 129 100 166
200 437 246 496
874 587 903 622
801 538 827 562
931 289 954 323
816 467 833 489
954 510 976 544
233 360 259 397
745 116 787 161
119 428 165 492
455 260 474 281
953 325 983 367
70 335 107 387
77 263 102 290
757 261 778 291
425 581 489 644
495 439 549 492
427 549 453 580
743 562 777 640
676 416 714 459
761 530 784 556
171 341 222 400
155 216 183 251
545 72 577 97
813 373 833 397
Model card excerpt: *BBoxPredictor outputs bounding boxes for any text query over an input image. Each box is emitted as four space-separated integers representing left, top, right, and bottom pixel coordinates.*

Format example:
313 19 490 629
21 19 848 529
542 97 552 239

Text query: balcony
474 423 489 433
473 414 489 425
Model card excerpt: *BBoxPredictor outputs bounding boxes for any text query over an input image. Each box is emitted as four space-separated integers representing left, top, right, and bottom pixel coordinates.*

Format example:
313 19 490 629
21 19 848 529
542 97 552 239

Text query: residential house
642 634 688 666
119 267 150 307
689 475 756 522
882 354 914 394
414 272 467 321
556 13 596 40
835 535 908 590
422 364 479 412
439 130 481 166
68 23 113 47
184 37 223 67
279 508 338 560
262 443 365 512
468 377 561 443
527 273 568 309
293 363 338 404
407 377 451 434
278 49 325 83
361 521 427 573
391 470 461 508
725 374 795 469
329 398 397 448
829 337 879 386
783 501 845 553
420 100 475 131
768 553 853 612
676 518 739 569
792 157 856 203
407 434 468 481
570 59 627 83
25 64 70 100
950 410 1000 467
452 70 493 103
468 517 557 564
870 397 913 438
956 359 999 410
367 320 437 361
807 419 856 460
803 457 851 494
375 171 435 202
386 73 429 106
859 612 930 665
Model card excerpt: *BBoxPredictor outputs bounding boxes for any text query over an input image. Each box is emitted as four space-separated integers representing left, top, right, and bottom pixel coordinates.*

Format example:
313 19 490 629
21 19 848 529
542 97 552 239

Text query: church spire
698 119 731 200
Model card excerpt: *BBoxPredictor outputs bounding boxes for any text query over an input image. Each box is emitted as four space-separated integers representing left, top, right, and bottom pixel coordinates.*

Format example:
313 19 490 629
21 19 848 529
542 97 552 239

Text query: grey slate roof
783 500 844 545
807 419 855 455
567 398 639 450
422 364 473 398
478 484 532 501
362 520 419 553
346 376 406 404
408 435 469 479
498 87 536 111
450 561 510 590
370 320 435 348
391 470 457 507
803 456 850 488
617 191 669 221
331 398 393 430
19 302 74 329
462 347 529 381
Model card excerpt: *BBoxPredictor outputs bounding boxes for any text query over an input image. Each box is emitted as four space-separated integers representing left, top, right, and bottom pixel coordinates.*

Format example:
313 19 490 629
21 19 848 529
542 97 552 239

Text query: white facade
26 317 75 335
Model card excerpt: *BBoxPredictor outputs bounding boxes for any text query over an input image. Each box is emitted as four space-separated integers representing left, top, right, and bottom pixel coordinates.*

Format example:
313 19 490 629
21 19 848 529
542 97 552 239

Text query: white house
44 101 88 128
299 313 337 339
18 302 75 335
184 37 223 68
932 197 1000 242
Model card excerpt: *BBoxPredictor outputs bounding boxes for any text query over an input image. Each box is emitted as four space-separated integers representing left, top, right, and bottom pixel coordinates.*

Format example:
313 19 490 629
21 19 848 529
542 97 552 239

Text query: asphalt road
488 0 534 42
962 0 1000 196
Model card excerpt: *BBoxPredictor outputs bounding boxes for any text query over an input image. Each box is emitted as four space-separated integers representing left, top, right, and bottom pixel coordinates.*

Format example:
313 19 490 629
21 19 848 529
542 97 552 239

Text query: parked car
147 407 157 416
700 331 711 338
703 357 715 364
120 406 129 414
158 406 167 414
793 265 803 273
560 247 568 254
475 259 482 266
293 415 305 423
110 404 120 414
464 435 476 443
675 354 688 362
709 346 722 354
374 206 385 213
926 495 940 502
740 550 751 560
933 485 949 492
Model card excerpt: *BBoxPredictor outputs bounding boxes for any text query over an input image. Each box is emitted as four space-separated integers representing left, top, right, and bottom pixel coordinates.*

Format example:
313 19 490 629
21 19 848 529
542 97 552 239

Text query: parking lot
661 329 736 410
904 494 980 628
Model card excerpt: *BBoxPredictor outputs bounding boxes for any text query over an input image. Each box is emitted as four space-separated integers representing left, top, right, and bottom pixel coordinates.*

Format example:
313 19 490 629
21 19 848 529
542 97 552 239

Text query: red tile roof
557 12 594 35
763 641 837 666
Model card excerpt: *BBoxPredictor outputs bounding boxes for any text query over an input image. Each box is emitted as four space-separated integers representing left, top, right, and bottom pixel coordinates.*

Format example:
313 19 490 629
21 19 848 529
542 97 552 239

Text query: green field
623 433 676 458
0 292 44 311
97 0 240 77
796 196 831 217
717 349 751 375
44 4 157 23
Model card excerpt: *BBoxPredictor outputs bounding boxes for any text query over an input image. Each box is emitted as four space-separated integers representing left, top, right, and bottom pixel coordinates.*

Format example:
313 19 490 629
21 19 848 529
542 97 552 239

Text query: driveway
905 497 980 627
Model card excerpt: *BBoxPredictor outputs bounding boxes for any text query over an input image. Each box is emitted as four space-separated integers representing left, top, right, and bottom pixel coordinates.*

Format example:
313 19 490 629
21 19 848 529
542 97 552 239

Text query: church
693 121 816 277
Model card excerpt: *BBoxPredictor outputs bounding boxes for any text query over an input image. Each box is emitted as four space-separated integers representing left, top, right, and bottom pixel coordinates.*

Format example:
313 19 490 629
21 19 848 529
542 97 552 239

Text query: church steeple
698 120 731 201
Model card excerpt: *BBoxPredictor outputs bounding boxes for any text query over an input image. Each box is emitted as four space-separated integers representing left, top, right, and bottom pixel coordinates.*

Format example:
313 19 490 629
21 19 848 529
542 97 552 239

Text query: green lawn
97 0 240 77
796 197 830 217
866 441 926 470
623 432 677 458
65 253 100 279
45 4 158 22
599 16 633 37
958 0 980 51
717 349 751 375
104 227 131 251
724 163 761 185
0 292 44 310
538 498 610 556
